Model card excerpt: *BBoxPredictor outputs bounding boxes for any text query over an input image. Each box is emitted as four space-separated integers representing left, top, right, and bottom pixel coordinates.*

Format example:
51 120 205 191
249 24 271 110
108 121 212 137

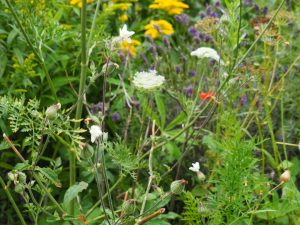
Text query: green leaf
155 93 166 129
14 161 30 171
0 52 7 78
36 167 62 188
63 181 88 208
165 111 186 131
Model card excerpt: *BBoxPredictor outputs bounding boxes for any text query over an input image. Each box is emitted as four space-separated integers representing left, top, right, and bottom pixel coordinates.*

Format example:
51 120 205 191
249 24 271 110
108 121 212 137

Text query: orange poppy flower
199 92 214 101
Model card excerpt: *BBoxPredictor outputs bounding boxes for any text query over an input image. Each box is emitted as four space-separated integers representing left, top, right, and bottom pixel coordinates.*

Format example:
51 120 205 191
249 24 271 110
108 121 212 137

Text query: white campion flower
190 47 223 64
133 70 165 90
112 24 135 44
90 125 102 143
189 162 200 173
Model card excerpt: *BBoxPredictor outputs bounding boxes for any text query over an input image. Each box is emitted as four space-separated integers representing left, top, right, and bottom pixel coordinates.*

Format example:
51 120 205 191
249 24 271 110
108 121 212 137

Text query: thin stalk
87 0 102 50
4 0 58 101
100 144 115 222
263 95 281 172
280 77 288 160
140 122 156 215
0 176 28 225
85 175 124 217
71 0 88 215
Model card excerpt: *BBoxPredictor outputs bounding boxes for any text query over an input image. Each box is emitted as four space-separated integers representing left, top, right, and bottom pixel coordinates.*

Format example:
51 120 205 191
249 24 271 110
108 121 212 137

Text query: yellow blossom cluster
70 0 93 8
121 39 141 57
144 20 174 39
149 0 189 15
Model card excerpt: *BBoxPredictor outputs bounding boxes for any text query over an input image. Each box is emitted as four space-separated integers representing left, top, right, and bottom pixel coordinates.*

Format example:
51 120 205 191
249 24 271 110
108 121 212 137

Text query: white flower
112 24 135 44
90 125 102 143
189 162 200 172
191 47 223 64
133 70 165 90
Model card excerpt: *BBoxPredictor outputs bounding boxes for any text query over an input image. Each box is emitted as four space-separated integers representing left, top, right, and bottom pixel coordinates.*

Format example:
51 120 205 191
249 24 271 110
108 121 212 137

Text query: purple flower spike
183 85 193 97
188 27 199 36
189 70 196 77
175 65 181 74
174 13 189 25
241 95 248 106
112 112 121 122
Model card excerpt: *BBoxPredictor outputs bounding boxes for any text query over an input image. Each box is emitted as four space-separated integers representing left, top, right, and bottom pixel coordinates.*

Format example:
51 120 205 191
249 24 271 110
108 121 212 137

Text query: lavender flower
188 27 199 36
241 95 248 106
163 36 171 49
189 70 196 77
174 13 189 25
183 85 193 97
175 65 181 74
112 112 121 122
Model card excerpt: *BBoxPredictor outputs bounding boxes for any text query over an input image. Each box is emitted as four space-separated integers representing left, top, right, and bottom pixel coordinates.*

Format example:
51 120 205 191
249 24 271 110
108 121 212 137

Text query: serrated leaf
36 167 62 188
63 181 88 208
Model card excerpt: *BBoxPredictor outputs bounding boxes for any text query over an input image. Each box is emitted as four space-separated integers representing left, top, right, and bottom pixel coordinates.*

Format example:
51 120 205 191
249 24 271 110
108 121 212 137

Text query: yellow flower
70 0 93 8
149 0 189 15
121 39 141 57
144 20 174 39
119 14 129 22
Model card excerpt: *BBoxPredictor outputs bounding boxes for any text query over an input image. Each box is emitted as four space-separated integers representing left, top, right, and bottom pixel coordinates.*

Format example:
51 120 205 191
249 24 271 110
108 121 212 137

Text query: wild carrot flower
149 0 189 15
144 20 174 39
90 125 102 143
121 39 141 57
191 47 222 63
70 0 93 8
133 70 165 90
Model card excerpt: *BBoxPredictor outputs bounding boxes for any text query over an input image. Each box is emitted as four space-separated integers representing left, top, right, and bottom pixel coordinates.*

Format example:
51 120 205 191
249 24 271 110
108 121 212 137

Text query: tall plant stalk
71 0 87 215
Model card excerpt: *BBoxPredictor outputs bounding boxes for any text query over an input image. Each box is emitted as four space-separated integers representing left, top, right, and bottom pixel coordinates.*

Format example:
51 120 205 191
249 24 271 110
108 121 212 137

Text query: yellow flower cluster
70 0 93 8
144 20 174 39
149 0 189 15
121 39 141 57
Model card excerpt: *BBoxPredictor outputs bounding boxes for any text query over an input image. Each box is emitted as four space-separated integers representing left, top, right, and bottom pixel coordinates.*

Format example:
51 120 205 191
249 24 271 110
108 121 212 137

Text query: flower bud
46 103 61 119
122 199 136 215
280 170 291 183
170 179 187 195
197 171 206 181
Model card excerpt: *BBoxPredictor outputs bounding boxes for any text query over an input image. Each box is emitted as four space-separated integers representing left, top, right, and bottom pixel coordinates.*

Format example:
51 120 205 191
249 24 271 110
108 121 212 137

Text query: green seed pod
18 172 27 184
170 179 187 195
122 199 136 215
46 103 61 119
14 183 24 193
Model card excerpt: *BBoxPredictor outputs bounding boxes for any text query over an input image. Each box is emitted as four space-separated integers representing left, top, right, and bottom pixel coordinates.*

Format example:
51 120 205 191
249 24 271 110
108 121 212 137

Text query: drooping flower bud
280 170 291 183
170 179 188 195
46 103 61 119
122 199 136 215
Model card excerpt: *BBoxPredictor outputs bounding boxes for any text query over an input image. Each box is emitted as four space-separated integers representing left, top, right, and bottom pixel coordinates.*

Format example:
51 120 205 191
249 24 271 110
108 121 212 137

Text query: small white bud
280 170 291 183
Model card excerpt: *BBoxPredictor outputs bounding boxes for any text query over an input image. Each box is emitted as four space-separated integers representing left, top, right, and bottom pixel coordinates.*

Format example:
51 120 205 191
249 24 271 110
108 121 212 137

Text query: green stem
4 0 58 102
85 175 124 217
71 0 88 215
0 176 28 225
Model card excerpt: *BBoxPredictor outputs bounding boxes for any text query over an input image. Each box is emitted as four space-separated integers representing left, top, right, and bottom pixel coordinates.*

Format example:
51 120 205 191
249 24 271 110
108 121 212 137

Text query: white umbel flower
191 47 223 64
90 125 102 143
189 162 200 172
133 70 165 90
112 24 135 44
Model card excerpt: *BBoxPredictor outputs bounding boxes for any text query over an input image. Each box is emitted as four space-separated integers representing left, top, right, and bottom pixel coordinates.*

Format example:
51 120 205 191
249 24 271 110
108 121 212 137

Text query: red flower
199 92 214 101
